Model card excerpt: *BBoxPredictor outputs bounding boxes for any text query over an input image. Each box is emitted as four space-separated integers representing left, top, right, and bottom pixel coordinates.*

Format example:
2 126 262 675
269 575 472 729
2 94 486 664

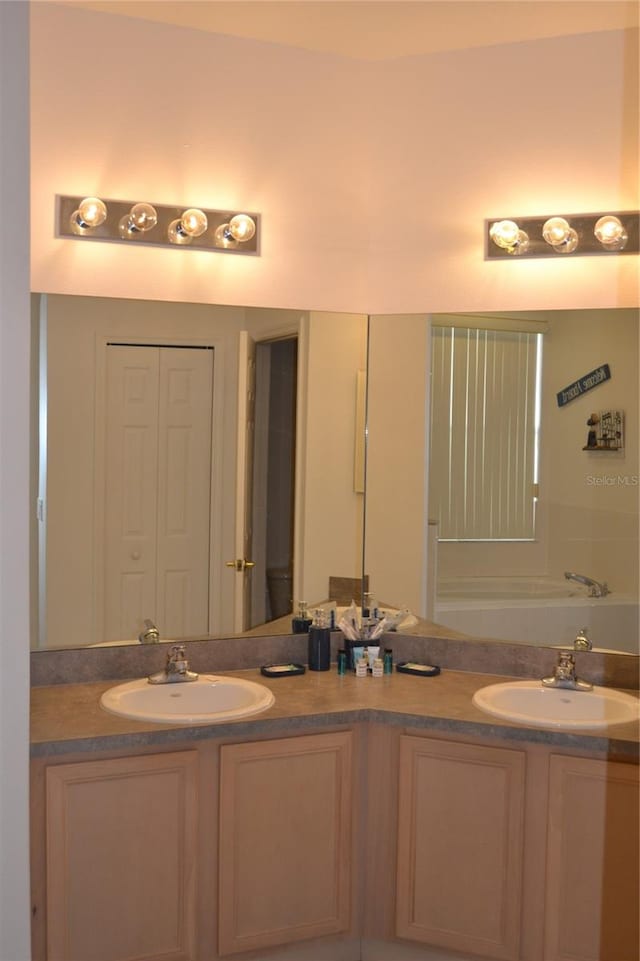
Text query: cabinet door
218 731 352 955
396 735 526 960
46 751 198 961
544 755 639 961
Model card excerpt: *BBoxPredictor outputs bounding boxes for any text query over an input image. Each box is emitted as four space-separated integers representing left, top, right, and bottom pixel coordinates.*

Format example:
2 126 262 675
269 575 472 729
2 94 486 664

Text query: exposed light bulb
180 208 208 238
167 209 208 245
228 214 256 242
542 217 570 245
69 196 107 235
167 218 193 245
489 220 529 254
213 223 237 248
594 215 627 251
119 202 158 238
507 229 530 255
489 220 520 250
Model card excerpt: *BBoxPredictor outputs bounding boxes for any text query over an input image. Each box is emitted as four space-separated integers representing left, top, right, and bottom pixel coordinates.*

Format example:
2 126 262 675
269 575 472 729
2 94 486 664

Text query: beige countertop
30 666 640 759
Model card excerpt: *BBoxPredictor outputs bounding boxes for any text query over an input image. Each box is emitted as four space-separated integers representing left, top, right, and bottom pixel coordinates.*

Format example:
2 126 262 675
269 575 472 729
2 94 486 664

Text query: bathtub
434 576 639 655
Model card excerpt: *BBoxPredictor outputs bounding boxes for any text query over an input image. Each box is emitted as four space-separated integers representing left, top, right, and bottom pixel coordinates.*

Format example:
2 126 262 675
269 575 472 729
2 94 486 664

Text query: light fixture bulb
119 202 158 238
489 220 520 250
69 196 107 234
180 208 208 238
228 214 256 243
167 218 193 245
594 215 627 250
213 223 239 249
542 217 572 247
128 202 158 232
542 217 578 253
507 229 530 255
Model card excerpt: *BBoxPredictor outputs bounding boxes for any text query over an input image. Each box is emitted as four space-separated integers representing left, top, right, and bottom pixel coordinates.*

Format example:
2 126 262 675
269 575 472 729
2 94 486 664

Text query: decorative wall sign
583 409 624 451
556 363 611 407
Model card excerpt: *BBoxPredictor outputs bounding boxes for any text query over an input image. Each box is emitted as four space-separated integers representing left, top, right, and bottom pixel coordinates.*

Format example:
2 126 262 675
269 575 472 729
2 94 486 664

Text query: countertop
30 666 640 759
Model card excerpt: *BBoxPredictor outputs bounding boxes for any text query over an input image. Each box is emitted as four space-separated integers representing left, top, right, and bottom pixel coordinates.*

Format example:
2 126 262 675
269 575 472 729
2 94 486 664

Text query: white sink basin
100 674 275 725
472 680 640 730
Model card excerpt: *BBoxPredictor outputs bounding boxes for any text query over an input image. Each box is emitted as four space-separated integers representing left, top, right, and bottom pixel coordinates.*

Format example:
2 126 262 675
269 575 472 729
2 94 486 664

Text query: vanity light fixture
486 211 639 259
58 195 260 254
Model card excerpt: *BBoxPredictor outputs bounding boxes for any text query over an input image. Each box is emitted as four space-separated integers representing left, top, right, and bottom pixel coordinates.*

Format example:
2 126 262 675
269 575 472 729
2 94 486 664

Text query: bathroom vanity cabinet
30 675 639 961
31 729 359 961
387 732 639 961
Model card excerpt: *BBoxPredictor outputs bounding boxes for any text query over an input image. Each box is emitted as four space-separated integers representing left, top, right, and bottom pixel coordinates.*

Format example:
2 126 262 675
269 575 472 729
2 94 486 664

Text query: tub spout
564 572 609 598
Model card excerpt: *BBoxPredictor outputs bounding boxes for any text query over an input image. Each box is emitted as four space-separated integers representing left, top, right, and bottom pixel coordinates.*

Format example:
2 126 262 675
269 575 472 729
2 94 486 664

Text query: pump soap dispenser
308 609 331 671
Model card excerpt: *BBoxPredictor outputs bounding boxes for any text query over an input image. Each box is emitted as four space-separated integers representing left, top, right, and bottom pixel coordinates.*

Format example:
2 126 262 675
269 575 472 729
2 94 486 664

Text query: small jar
355 656 368 677
372 658 384 677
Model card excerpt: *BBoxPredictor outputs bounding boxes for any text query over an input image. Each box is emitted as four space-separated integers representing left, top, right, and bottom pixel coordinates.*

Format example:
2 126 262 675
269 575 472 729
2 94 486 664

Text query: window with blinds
429 323 542 541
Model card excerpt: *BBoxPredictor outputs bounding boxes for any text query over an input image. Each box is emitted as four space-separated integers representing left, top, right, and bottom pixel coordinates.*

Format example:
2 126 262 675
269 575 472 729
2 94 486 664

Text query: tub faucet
138 619 160 644
148 645 198 685
564 572 609 597
542 651 592 692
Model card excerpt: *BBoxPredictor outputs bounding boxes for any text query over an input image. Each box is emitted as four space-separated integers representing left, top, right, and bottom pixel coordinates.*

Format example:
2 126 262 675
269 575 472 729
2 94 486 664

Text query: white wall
0 4 31 959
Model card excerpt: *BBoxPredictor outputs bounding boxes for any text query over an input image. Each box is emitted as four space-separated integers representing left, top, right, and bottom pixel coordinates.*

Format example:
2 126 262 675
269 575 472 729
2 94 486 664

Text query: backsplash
31 632 639 691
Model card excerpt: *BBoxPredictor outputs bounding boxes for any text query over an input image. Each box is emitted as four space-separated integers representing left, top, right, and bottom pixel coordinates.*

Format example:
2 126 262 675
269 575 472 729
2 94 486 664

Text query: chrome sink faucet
564 571 609 597
573 627 592 651
148 645 199 685
542 651 593 692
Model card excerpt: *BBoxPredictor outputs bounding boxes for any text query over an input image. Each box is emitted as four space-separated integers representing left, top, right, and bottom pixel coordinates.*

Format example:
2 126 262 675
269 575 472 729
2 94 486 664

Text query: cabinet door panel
544 755 640 961
218 731 352 955
396 735 525 960
46 751 198 961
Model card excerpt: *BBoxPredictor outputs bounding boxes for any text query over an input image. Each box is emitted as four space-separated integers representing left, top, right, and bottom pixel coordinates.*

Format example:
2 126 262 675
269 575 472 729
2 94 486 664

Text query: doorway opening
251 337 298 627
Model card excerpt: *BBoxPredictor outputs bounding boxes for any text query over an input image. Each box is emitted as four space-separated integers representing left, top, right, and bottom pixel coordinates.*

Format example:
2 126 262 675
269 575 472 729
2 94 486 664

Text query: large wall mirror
32 299 638 661
31 294 367 649
365 308 638 657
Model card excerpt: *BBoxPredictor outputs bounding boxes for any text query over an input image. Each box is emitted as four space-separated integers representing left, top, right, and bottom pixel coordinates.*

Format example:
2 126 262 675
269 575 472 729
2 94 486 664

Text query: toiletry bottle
308 609 331 671
292 601 312 635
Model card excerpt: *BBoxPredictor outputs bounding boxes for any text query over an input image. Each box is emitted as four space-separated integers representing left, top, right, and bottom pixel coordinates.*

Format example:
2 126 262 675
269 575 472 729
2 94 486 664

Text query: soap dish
260 663 306 677
396 662 441 677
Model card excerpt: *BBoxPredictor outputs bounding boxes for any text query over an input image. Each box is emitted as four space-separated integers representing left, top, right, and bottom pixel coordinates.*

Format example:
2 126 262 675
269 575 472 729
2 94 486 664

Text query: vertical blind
429 325 540 541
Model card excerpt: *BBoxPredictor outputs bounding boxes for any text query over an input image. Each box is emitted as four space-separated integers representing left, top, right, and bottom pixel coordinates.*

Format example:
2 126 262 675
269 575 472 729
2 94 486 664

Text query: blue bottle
308 609 331 671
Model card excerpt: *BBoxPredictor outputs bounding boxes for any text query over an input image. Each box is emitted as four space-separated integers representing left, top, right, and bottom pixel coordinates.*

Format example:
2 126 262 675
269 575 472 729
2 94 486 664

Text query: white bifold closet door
104 345 213 642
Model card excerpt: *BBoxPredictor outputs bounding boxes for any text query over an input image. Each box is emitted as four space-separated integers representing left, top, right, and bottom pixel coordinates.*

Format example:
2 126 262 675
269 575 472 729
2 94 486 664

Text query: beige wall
31 6 638 314
297 312 368 605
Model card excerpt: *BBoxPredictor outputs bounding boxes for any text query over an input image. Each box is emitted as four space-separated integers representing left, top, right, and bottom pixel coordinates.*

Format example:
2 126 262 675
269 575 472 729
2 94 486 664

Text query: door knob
225 559 256 572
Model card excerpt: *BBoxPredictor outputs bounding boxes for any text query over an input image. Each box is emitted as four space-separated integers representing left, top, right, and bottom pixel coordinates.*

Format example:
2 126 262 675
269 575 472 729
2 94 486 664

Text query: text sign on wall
557 363 611 407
